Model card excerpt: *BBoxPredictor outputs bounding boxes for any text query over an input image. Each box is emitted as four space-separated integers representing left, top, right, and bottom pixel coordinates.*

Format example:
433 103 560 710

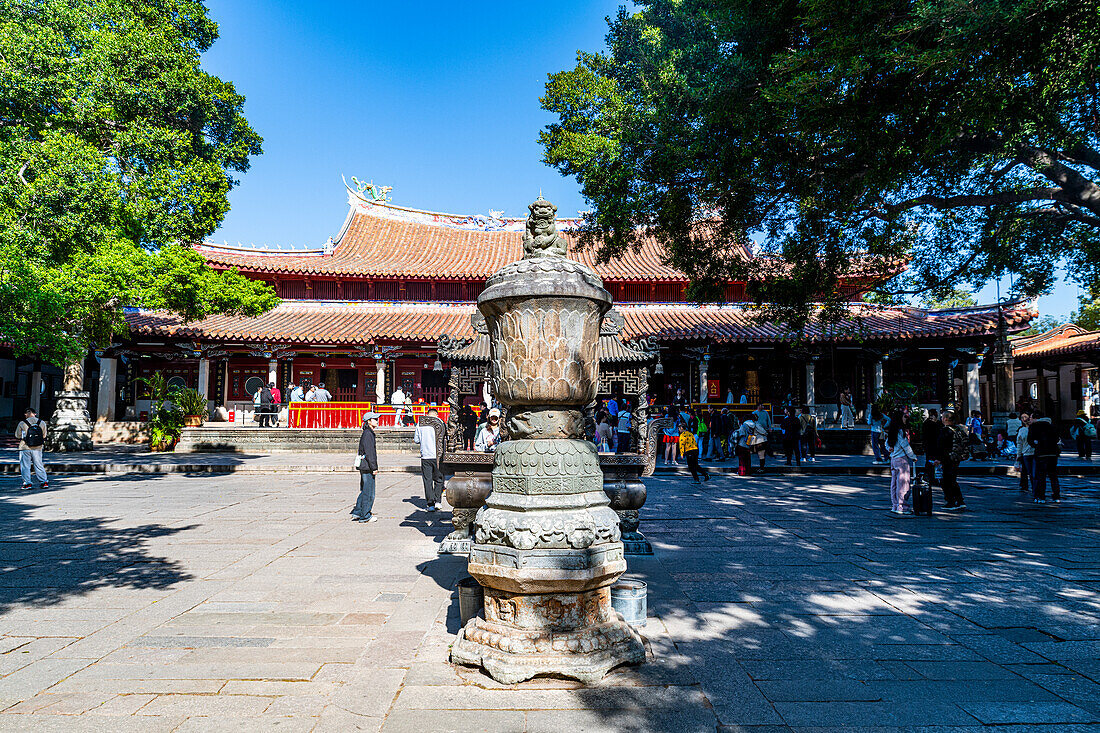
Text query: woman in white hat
475 407 502 452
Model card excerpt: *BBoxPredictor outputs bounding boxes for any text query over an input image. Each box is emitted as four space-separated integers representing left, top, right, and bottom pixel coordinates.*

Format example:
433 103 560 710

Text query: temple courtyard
0 468 1098 732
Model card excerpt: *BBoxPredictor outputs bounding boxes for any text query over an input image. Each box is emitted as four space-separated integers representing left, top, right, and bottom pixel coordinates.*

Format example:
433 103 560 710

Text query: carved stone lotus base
46 391 93 452
451 586 645 684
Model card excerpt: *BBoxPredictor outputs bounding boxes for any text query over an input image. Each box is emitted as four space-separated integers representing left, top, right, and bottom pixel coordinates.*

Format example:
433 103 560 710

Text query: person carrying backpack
934 410 968 511
1070 410 1094 461
259 384 275 428
1027 410 1062 503
16 407 48 490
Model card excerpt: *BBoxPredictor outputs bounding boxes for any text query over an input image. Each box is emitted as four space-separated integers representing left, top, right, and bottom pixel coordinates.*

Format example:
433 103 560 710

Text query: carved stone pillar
451 197 643 684
29 368 42 412
375 362 385 403
805 360 816 406
47 361 93 451
966 362 981 417
96 357 117 422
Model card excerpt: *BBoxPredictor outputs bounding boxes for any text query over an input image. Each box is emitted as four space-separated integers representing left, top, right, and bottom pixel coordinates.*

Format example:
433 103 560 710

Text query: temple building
2 184 1038 426
1009 324 1100 421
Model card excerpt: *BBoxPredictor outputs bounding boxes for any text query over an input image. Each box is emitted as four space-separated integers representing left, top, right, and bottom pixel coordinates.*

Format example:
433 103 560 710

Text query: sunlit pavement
0 468 1098 731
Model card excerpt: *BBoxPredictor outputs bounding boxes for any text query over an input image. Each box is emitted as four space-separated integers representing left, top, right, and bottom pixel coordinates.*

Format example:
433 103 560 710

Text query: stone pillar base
451 586 645 684
620 530 653 556
46 391 93 452
439 506 477 555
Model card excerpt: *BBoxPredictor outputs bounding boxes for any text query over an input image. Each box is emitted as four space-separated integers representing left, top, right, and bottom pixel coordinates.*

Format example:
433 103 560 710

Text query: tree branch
1023 147 1100 216
872 187 1064 218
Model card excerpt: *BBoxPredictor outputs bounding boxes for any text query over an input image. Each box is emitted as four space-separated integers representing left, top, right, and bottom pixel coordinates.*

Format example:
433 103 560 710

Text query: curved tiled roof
124 299 1034 347
1013 323 1100 359
196 200 703 282
125 302 476 345
619 300 1035 342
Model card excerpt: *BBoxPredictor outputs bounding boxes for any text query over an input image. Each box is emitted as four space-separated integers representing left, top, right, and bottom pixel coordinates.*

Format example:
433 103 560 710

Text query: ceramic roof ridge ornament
451 197 645 684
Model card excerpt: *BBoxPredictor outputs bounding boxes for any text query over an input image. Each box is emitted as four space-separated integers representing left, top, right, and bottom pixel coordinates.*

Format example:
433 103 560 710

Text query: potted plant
138 371 187 451
177 388 209 427
148 408 185 451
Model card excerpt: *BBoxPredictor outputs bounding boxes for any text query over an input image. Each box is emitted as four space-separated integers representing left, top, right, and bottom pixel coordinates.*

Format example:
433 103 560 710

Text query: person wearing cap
1071 409 1094 461
414 408 445 511
352 412 379 522
16 407 48 490
475 408 502 452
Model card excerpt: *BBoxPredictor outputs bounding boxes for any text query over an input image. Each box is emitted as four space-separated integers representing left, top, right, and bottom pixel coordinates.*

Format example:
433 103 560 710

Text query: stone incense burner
450 197 645 683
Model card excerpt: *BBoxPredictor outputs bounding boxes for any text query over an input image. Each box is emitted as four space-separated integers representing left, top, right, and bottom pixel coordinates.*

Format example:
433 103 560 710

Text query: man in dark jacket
1027 410 1061 503
935 410 967 511
258 384 274 428
352 412 380 522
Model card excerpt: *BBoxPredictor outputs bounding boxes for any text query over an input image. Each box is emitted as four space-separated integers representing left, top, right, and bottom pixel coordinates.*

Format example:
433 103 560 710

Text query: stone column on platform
47 361 93 451
197 358 210 399
375 362 386 403
451 197 644 684
989 316 1015 430
699 357 709 404
267 359 278 388
805 360 816 406
966 361 981 417
29 368 42 412
873 359 884 398
96 357 117 422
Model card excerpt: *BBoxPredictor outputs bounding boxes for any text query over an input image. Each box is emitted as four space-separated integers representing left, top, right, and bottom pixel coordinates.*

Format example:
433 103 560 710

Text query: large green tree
541 0 1100 327
0 0 278 366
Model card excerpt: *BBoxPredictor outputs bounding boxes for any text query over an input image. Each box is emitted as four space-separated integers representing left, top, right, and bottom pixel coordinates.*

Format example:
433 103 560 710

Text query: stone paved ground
0 466 1098 731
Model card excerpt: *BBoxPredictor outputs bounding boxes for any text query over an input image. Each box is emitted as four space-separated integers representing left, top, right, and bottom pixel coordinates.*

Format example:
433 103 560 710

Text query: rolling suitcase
912 474 933 516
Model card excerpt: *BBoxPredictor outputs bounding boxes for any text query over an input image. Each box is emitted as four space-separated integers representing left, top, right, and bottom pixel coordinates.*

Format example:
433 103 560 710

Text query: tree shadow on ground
0 487 195 614
446 471 1100 731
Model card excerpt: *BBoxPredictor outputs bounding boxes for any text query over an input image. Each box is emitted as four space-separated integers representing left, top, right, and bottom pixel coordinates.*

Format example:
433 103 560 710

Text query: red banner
707 379 721 399
288 402 450 429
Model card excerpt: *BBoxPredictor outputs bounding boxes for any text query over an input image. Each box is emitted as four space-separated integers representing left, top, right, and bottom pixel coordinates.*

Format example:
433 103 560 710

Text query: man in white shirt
414 408 445 511
290 383 305 402
15 407 48 490
313 382 332 402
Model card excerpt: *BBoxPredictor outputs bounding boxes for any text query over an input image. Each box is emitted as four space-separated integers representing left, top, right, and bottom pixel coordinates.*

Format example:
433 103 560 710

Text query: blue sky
203 1 1079 318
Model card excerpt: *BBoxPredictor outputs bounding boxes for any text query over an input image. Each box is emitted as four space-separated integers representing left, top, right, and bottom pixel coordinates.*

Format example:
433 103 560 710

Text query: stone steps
174 427 416 453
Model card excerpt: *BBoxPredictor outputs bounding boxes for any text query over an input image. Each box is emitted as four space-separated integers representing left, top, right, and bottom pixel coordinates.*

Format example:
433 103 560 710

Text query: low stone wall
92 421 151 445
174 427 416 453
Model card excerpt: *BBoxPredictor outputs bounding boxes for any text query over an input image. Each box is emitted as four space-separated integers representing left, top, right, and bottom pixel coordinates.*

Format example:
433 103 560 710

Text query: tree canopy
0 0 278 366
541 0 1100 328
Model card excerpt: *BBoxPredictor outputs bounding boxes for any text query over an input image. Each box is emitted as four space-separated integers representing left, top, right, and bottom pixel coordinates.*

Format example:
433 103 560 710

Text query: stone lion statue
522 197 569 258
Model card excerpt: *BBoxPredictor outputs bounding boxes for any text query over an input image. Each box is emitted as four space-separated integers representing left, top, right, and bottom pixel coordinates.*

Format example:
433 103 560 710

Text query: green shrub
176 388 209 418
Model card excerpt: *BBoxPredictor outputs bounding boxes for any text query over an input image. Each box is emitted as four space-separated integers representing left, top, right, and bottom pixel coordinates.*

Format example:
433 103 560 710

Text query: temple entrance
323 368 358 401
421 368 448 405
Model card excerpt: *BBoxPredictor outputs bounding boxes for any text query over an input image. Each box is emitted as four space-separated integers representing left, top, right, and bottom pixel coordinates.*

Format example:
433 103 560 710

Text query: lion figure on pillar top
523 197 569 259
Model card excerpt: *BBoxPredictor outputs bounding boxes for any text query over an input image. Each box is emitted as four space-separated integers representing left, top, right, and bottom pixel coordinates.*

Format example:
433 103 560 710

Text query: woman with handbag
352 412 380 523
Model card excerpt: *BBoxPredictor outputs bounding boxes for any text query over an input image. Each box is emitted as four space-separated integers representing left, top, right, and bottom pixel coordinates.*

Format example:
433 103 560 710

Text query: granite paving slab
1 468 1098 729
